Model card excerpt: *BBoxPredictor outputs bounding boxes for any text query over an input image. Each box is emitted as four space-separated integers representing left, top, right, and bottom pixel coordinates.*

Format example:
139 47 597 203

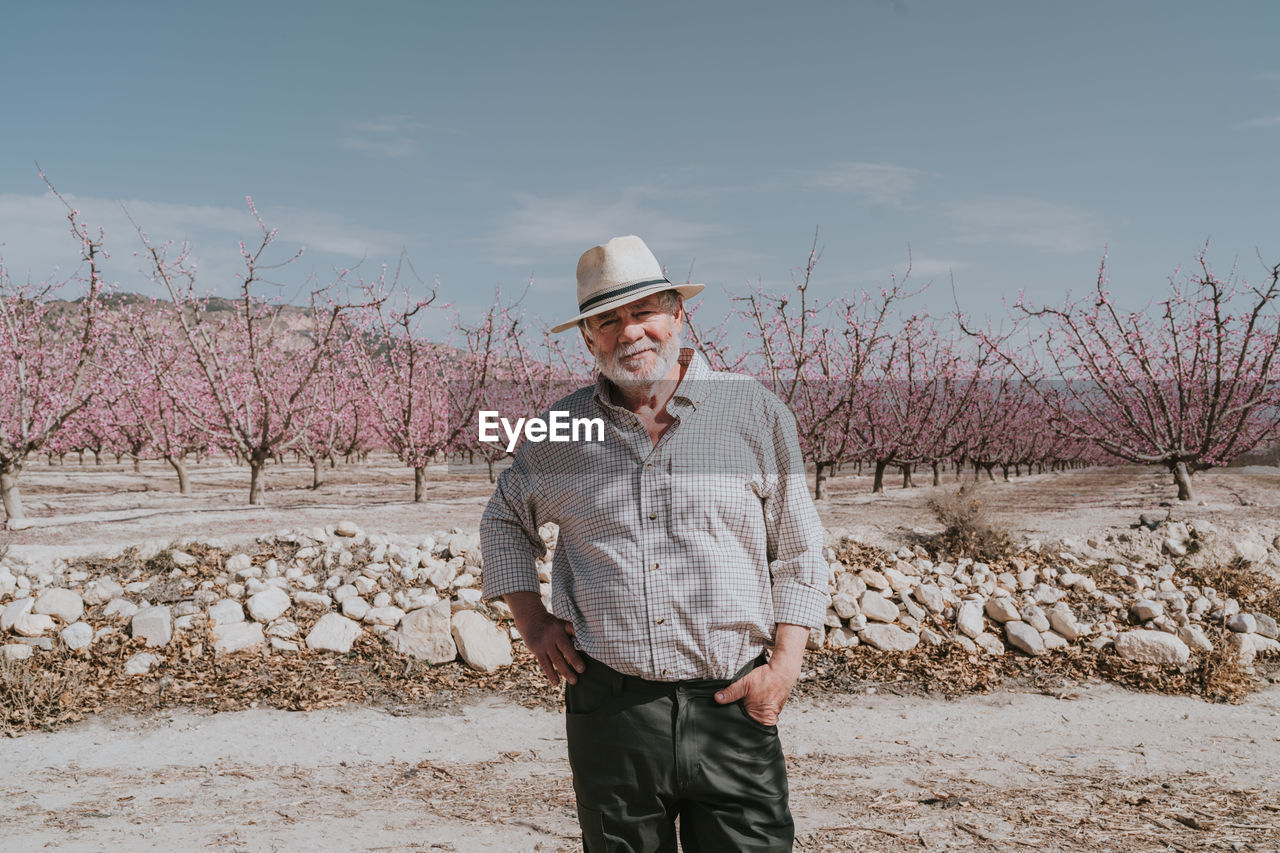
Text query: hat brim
550 282 705 333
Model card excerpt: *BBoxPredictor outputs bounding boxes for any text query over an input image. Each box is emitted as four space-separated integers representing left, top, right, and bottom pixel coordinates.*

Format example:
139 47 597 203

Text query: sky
2 0 1278 344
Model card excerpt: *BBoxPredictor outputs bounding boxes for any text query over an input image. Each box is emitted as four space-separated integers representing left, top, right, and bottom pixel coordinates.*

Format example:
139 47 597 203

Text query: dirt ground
4 458 1280 851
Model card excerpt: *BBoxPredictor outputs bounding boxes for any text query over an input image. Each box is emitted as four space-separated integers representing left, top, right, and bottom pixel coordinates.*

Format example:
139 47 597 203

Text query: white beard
597 333 682 389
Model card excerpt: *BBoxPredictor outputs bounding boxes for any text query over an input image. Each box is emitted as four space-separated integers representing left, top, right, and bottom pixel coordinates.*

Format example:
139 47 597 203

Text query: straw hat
550 235 704 333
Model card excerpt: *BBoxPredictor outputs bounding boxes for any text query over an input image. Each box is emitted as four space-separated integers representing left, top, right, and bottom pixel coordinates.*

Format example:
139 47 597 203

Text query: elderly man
480 235 827 852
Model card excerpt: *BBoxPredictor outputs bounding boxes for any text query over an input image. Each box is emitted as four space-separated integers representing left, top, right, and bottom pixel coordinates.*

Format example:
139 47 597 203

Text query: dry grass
1 651 87 736
924 482 1016 562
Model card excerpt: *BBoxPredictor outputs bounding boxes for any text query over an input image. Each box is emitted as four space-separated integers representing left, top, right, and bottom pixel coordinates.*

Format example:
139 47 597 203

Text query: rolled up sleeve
763 398 830 630
479 449 547 602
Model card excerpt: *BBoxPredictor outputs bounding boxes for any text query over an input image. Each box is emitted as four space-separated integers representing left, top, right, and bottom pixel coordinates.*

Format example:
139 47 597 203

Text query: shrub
926 483 1015 562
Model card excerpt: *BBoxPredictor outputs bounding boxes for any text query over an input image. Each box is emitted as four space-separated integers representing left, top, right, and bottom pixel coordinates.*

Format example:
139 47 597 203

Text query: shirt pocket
669 460 763 539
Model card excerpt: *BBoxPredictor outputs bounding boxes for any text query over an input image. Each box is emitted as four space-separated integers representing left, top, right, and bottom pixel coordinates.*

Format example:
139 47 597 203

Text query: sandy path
4 683 1279 852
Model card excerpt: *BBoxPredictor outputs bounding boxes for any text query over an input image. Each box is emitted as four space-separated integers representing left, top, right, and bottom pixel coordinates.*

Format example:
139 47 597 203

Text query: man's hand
504 591 584 686
713 623 809 725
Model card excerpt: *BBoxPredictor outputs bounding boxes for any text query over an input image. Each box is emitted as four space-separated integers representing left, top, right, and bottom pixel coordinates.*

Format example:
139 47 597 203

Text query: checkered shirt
480 348 829 681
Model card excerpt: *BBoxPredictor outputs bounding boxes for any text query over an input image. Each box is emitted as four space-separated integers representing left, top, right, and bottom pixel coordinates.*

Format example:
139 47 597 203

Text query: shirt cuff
771 578 830 630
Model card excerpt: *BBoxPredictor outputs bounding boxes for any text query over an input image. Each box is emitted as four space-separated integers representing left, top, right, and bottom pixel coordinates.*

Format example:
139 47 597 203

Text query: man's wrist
768 623 809 678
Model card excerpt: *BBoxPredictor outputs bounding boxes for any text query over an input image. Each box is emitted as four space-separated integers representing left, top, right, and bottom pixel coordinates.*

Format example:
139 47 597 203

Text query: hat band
578 278 671 313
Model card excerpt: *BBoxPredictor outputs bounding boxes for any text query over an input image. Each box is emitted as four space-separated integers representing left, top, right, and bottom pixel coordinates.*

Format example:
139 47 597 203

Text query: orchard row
3 200 1278 523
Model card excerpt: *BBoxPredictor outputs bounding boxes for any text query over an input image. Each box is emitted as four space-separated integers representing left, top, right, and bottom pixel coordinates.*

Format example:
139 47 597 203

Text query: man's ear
579 322 596 356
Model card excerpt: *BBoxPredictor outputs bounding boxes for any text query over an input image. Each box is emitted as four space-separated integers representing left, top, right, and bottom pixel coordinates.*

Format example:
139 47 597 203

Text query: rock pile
1 521 1277 679
815 531 1279 668
0 523 515 675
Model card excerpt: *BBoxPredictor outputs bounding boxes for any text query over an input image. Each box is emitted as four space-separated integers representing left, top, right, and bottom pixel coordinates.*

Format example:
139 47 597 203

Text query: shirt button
663 668 671 676
652 562 660 570
655 616 664 624
648 512 656 520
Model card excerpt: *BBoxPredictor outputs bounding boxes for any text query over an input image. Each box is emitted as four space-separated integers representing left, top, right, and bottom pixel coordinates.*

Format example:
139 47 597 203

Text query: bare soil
4 458 1280 851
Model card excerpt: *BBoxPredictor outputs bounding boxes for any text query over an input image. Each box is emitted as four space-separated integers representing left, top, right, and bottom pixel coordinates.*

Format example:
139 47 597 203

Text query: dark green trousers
565 654 793 852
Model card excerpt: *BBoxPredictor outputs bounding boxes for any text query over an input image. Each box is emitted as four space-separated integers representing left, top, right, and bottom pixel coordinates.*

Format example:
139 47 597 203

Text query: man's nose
617 316 647 343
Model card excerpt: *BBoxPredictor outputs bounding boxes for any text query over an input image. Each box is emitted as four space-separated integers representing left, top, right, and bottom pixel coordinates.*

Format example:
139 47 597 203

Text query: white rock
1254 613 1279 639
1233 538 1268 564
827 626 859 648
342 596 371 621
266 620 299 639
984 596 1021 623
882 567 912 592
859 591 899 623
858 623 919 652
1131 599 1164 621
388 600 457 663
170 550 198 567
293 591 331 609
956 600 985 638
60 621 93 650
82 577 124 606
226 553 255 577
1020 604 1051 633
1177 625 1214 654
913 584 945 613
973 632 1006 656
1005 621 1045 656
1163 538 1187 558
859 569 890 592
212 621 266 654
306 613 362 652
332 583 358 604
2 643 33 661
132 606 173 647
2 598 35 632
0 568 15 598
270 638 299 652
1226 613 1257 634
13 611 54 638
1041 630 1069 650
1114 630 1190 665
335 520 360 537
364 606 405 628
31 589 83 622
920 627 946 647
831 593 859 620
247 587 291 623
103 598 139 620
124 652 159 675
451 610 513 672
1047 603 1082 641
207 598 245 626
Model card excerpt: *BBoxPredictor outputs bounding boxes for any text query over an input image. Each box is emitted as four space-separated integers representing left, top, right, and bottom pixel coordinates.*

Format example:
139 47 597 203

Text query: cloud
335 115 424 158
1234 114 1280 130
944 197 1103 253
808 162 924 205
0 191 410 296
496 193 726 256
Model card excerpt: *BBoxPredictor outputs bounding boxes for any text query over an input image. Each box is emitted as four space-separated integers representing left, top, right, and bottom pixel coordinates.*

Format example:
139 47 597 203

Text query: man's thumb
714 678 747 705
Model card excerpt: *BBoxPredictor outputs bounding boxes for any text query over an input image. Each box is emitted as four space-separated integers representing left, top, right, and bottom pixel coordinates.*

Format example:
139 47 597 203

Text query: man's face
580 293 684 388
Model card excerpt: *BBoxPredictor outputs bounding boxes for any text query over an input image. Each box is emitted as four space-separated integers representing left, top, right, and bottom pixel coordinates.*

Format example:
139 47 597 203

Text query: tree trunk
1170 460 1196 501
248 455 267 505
329 455 336 468
984 463 996 482
1 463 24 522
872 459 889 493
900 463 914 489
77 450 85 465
312 456 323 490
414 465 427 502
486 457 496 483
813 460 828 501
1001 464 1010 481
166 455 190 495
132 455 142 473
932 460 941 486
